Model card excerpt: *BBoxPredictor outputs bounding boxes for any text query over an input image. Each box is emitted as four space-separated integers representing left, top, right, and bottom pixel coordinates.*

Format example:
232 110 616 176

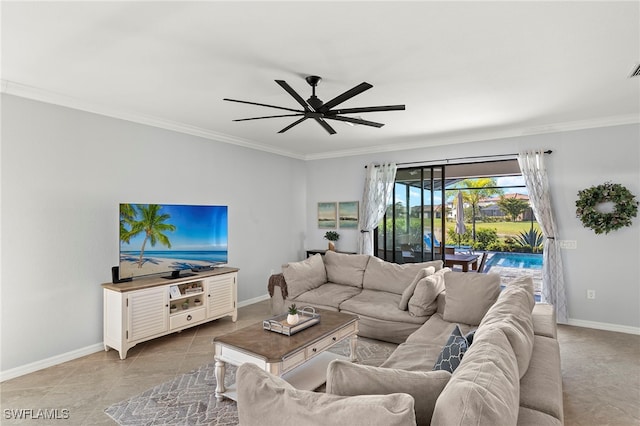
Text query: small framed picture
339 201 359 229
169 285 182 299
318 202 337 229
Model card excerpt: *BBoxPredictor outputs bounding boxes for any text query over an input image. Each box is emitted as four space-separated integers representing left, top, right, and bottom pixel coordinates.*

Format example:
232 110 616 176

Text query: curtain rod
366 150 552 168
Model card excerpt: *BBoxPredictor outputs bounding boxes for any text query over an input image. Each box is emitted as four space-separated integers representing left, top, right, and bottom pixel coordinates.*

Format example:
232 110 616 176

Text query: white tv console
102 267 238 359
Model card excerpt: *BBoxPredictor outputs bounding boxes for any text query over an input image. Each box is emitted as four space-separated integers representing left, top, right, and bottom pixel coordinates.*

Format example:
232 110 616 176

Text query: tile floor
1 299 639 425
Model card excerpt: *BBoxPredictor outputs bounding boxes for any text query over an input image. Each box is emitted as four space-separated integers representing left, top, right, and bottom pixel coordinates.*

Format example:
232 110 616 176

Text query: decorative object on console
324 231 340 251
575 182 638 234
287 303 299 325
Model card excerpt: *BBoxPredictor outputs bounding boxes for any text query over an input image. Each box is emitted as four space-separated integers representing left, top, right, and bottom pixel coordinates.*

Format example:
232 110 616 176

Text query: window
375 159 542 298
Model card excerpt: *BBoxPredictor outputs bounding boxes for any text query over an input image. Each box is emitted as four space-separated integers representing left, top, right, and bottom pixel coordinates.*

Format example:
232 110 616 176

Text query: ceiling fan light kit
224 75 405 135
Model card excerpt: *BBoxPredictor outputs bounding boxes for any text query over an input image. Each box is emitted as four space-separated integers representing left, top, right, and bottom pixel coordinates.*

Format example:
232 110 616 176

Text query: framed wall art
339 201 359 229
318 202 337 229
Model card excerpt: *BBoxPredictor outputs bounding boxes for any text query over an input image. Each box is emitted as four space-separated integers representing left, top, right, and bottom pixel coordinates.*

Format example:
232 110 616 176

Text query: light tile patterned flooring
1 300 638 425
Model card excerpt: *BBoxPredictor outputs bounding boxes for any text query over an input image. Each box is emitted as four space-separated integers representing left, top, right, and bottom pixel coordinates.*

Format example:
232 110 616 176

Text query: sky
403 175 528 207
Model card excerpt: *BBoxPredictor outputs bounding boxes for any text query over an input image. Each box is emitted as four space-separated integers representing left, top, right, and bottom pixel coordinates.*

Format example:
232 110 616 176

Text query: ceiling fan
223 75 405 135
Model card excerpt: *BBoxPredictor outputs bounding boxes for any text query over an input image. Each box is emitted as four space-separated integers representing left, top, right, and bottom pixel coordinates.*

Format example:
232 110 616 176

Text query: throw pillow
464 329 477 346
363 257 443 294
327 359 450 426
282 254 327 300
431 328 520 426
407 268 448 317
433 325 470 373
442 271 501 325
237 363 417 426
398 267 436 310
323 250 371 288
476 276 535 378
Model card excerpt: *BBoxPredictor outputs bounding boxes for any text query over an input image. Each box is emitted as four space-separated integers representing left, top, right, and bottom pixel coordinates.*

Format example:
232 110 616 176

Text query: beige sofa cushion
327 359 450 426
292 283 362 311
398 267 436 310
339 289 426 324
408 268 449 317
432 327 520 426
519 335 564 422
532 303 557 338
282 253 327 299
324 250 370 288
363 256 442 294
442 271 501 325
237 363 417 426
476 276 535 378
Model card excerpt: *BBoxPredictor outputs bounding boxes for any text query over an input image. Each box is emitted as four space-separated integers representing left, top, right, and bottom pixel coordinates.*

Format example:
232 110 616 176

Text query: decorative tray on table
262 307 320 336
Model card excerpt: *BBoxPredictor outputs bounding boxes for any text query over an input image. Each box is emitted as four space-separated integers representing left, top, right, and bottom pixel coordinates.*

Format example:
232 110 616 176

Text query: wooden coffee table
213 308 359 402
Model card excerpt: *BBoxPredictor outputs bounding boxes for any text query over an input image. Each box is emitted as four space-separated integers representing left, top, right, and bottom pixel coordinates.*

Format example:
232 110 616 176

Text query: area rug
105 337 397 425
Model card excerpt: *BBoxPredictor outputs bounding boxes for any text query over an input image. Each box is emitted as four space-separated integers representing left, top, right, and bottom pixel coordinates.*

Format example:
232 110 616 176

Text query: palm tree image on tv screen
119 203 228 279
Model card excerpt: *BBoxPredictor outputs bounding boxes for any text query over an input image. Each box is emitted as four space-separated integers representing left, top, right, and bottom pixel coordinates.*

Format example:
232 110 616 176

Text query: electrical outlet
587 289 596 299
560 240 577 249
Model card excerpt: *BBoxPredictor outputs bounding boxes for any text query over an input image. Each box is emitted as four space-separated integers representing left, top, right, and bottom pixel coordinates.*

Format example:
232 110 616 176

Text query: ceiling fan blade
314 118 337 135
278 117 308 133
324 115 385 128
275 80 312 111
224 98 303 113
320 82 373 112
232 113 304 122
329 105 406 115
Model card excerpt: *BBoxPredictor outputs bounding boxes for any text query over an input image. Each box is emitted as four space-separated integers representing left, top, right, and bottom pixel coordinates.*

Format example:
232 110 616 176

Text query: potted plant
194 298 202 306
287 304 300 325
170 304 177 313
324 231 340 251
182 301 189 310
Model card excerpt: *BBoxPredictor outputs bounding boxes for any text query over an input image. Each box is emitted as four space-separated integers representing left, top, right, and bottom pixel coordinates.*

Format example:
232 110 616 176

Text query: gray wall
304 125 640 331
1 95 306 373
1 94 638 378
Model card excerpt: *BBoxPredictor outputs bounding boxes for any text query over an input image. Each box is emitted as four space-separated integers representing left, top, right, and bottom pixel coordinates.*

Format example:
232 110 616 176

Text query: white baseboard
238 293 270 308
567 318 640 335
0 343 104 382
1 296 271 382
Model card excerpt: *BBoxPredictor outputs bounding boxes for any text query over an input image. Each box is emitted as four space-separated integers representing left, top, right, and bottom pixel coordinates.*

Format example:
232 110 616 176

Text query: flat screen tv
119 203 228 280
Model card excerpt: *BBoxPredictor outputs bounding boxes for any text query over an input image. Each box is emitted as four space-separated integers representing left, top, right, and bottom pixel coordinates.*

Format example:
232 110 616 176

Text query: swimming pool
485 252 543 269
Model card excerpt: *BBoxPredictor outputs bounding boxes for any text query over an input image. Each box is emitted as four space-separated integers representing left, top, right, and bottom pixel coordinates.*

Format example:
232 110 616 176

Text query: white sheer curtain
518 151 568 323
358 163 397 255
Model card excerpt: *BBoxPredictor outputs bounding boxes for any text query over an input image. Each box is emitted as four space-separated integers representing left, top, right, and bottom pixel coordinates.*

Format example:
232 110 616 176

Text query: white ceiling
2 1 639 160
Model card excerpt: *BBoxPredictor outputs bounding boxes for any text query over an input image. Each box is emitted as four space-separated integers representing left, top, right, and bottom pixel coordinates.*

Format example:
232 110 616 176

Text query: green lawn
473 221 540 237
441 220 541 242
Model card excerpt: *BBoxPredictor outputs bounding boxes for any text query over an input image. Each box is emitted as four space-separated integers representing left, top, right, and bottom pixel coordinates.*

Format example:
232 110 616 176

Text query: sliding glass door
375 166 445 263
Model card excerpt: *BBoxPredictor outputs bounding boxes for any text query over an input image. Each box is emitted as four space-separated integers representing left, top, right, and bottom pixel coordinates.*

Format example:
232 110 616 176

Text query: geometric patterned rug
104 337 397 425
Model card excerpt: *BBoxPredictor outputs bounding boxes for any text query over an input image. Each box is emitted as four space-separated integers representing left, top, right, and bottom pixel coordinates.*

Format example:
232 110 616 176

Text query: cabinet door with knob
127 286 169 342
205 272 237 321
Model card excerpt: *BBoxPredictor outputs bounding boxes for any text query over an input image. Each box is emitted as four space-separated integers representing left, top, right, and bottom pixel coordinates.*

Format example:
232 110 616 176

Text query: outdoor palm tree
447 178 502 241
126 204 177 268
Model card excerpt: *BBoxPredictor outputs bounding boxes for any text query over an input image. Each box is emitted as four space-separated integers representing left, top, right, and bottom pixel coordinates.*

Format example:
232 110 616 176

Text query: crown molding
0 80 306 161
303 114 640 161
3 80 637 163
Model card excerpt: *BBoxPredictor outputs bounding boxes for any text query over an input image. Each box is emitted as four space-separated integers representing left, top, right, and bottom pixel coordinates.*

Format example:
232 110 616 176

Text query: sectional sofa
242 250 563 425
269 250 447 343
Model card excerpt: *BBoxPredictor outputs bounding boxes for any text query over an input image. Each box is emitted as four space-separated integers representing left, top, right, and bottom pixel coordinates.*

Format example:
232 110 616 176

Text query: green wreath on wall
575 182 638 235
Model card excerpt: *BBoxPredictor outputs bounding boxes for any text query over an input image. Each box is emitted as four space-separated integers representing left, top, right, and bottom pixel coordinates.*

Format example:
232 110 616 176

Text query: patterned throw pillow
433 325 473 373
464 329 477 346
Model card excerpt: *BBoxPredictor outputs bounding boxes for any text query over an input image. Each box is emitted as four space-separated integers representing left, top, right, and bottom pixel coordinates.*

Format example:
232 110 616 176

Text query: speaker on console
112 266 132 283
